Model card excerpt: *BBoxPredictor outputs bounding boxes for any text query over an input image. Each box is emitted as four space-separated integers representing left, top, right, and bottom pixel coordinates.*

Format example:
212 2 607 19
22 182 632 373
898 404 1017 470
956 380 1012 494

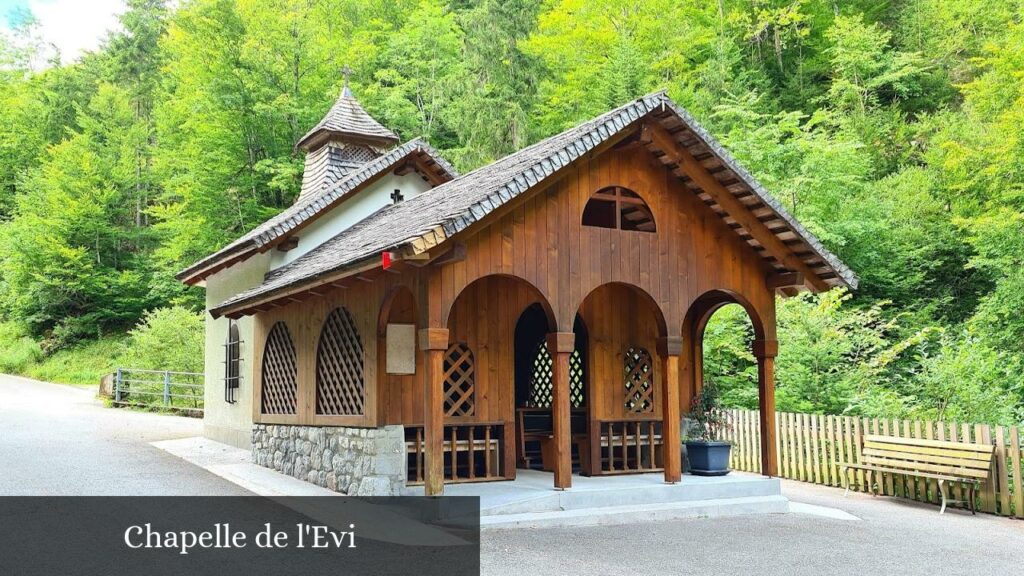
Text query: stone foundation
251 424 405 495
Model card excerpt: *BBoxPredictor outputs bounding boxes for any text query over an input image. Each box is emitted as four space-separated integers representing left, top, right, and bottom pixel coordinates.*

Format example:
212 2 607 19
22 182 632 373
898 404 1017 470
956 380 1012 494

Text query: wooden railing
405 423 506 485
721 409 1024 518
590 418 663 475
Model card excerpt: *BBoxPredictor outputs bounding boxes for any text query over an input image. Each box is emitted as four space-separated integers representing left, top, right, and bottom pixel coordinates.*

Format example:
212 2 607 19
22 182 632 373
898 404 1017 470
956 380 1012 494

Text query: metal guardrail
113 368 204 415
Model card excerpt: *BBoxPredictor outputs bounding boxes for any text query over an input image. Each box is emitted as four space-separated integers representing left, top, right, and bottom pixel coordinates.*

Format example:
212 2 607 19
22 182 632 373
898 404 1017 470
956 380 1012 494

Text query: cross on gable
341 64 352 87
390 189 404 204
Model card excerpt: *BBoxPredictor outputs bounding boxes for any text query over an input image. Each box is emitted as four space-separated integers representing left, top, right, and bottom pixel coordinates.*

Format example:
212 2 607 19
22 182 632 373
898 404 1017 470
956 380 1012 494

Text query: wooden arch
682 288 778 477
442 273 556 330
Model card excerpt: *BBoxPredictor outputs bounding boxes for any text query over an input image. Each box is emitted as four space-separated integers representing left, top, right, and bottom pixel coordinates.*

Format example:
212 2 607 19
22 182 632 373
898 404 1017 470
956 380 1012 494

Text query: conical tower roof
296 82 399 151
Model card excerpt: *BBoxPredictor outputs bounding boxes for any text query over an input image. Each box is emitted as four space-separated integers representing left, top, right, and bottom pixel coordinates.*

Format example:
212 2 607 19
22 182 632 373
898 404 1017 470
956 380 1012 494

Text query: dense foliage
1 0 1022 422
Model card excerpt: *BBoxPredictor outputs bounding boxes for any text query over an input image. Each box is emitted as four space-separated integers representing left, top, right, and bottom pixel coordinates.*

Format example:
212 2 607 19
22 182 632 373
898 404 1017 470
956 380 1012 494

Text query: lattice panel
529 341 585 409
316 307 365 415
624 346 654 413
443 343 476 417
569 349 585 408
261 322 297 415
529 340 553 408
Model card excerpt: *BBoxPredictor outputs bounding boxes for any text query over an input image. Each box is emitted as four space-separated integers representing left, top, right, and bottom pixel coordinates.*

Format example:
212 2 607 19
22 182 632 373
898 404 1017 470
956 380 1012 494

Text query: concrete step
482 476 782 516
480 495 790 530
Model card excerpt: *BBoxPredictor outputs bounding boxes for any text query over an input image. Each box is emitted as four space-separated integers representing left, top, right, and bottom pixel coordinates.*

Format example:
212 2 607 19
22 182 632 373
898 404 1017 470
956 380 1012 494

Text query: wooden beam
641 122 829 291
276 236 299 252
419 327 450 496
547 332 575 490
766 271 804 291
429 243 467 268
658 336 683 484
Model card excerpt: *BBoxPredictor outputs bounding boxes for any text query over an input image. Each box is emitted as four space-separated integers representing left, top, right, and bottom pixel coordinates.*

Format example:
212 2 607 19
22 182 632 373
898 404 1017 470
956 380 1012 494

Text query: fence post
115 368 122 402
163 371 171 407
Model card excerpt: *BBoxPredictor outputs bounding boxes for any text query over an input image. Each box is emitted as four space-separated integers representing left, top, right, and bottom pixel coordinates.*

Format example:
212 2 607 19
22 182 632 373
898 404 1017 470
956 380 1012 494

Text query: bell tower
295 66 400 202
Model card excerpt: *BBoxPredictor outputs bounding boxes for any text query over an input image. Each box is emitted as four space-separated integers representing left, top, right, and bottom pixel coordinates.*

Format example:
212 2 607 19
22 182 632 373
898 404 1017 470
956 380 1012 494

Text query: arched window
261 321 297 415
624 346 654 413
224 320 241 404
316 307 364 416
443 343 476 417
582 186 656 232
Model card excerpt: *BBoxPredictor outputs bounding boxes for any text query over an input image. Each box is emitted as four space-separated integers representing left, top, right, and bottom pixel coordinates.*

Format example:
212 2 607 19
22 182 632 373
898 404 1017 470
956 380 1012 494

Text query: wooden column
658 336 683 484
547 332 575 489
419 327 450 496
754 339 779 477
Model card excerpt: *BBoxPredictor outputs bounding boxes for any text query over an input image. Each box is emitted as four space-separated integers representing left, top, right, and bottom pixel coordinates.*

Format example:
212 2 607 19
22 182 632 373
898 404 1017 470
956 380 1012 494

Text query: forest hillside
0 0 1021 424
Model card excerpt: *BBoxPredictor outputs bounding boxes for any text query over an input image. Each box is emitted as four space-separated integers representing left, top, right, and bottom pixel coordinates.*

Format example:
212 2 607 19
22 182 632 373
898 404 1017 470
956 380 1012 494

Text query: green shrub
119 306 204 373
0 322 43 374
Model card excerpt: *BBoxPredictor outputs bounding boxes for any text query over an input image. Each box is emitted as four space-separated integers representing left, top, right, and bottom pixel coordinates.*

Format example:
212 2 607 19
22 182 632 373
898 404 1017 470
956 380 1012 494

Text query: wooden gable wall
251 140 779 429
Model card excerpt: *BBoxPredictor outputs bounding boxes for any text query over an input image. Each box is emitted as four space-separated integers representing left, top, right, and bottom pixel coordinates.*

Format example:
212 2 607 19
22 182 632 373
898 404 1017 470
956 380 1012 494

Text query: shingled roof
210 92 858 318
296 85 400 151
176 139 458 284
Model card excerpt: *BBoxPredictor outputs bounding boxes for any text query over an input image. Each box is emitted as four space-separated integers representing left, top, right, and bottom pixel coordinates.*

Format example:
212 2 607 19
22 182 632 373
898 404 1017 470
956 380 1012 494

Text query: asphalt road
4 374 1022 574
482 472 1024 576
0 374 249 495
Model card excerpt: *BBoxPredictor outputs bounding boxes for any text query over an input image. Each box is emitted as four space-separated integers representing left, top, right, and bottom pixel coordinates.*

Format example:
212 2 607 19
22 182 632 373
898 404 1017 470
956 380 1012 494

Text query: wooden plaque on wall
386 323 416 375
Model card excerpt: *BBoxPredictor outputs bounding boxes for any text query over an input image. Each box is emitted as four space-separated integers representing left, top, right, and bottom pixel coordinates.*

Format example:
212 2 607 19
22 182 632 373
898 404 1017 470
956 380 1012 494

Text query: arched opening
701 303 758 410
576 282 668 475
581 186 656 232
261 321 297 415
684 289 776 476
377 286 417 426
315 307 364 416
417 275 557 484
513 303 588 471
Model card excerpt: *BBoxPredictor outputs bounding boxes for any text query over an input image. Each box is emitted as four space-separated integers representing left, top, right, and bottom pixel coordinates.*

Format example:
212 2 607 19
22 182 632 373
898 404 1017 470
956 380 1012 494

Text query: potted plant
683 381 732 476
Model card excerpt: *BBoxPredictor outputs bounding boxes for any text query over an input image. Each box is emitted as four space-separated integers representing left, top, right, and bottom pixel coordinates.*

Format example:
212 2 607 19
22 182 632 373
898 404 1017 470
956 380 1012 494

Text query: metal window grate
315 307 365 415
624 346 654 413
261 321 298 415
224 320 242 404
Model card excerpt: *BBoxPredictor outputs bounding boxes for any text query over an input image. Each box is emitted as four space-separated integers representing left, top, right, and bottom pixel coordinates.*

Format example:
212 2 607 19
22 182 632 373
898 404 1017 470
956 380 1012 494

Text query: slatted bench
837 434 995 514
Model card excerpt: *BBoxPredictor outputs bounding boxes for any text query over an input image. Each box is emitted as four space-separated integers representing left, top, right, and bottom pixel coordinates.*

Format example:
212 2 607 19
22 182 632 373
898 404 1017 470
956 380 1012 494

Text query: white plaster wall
269 171 433 269
202 252 272 449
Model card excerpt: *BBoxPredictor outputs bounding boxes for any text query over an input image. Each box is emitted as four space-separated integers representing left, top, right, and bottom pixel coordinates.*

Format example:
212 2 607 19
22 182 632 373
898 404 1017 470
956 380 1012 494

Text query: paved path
482 478 1024 576
0 374 249 495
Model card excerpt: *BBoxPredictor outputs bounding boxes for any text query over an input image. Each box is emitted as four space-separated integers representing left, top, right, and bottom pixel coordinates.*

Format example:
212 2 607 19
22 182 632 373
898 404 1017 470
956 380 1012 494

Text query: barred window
224 320 241 404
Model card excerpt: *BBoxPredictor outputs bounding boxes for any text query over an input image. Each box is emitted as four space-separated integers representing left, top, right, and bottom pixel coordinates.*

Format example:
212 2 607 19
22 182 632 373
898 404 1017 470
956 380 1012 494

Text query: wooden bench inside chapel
516 407 589 473
836 434 995 514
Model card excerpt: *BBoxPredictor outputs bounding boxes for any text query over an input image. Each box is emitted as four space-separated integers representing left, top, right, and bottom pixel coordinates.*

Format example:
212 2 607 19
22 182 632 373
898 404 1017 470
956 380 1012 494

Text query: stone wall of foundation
251 424 406 495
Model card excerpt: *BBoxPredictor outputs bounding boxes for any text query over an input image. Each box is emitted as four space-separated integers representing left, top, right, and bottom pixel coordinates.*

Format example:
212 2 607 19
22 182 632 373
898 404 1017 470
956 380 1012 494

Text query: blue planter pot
684 440 732 476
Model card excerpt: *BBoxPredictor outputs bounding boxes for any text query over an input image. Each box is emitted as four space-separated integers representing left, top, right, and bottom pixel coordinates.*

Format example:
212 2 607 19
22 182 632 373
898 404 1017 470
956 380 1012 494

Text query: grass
0 321 126 387
23 336 126 386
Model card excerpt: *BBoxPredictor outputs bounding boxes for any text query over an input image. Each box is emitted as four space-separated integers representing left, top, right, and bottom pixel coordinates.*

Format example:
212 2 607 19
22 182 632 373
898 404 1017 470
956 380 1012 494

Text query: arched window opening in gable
316 307 365 416
582 186 656 232
261 321 297 415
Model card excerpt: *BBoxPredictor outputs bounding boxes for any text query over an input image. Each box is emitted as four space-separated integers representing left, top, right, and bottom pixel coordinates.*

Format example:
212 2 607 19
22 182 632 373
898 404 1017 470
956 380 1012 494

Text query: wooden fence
721 409 1024 518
